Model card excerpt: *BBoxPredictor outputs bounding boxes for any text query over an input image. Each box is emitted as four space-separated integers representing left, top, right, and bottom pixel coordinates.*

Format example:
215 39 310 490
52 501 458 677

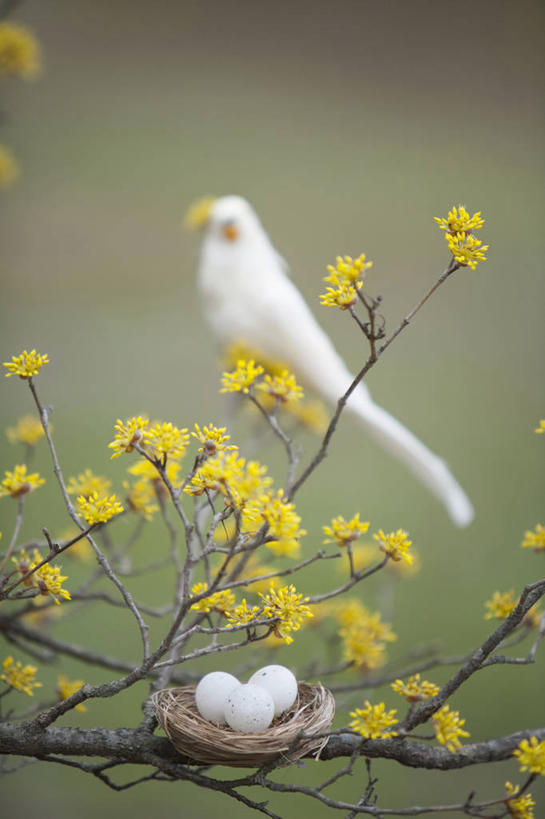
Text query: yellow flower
145 422 190 460
0 143 19 188
320 280 361 310
108 416 149 458
245 491 306 557
434 206 484 235
391 674 440 702
11 547 36 585
432 705 469 753
56 674 86 712
184 451 246 501
225 599 262 627
446 231 488 270
513 736 545 776
123 479 158 521
184 195 217 229
323 513 370 547
230 459 273 507
1 656 42 696
523 602 543 630
339 603 396 670
189 582 235 614
535 420 545 435
0 22 41 79
220 359 264 394
325 254 373 285
374 528 413 565
6 414 45 446
3 349 49 379
77 492 124 524
0 464 44 498
521 524 545 553
223 340 288 377
259 583 313 645
484 589 517 620
504 782 535 819
34 560 71 605
192 423 236 455
349 701 398 739
256 370 303 404
67 469 112 499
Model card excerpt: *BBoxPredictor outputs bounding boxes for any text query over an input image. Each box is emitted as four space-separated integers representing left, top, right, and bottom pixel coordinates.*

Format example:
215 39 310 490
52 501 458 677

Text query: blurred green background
1 0 544 815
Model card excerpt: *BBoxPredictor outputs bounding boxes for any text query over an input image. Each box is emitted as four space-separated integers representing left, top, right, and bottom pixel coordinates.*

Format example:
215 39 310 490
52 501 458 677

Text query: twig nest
225 683 275 733
195 671 240 724
152 682 336 767
248 665 298 717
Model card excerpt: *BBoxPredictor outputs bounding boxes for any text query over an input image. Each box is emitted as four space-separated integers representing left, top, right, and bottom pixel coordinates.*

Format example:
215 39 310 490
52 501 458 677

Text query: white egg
195 671 240 724
224 684 275 733
248 664 298 717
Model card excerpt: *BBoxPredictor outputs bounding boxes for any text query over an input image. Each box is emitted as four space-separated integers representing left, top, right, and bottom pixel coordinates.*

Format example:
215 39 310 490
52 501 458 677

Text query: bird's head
184 195 259 243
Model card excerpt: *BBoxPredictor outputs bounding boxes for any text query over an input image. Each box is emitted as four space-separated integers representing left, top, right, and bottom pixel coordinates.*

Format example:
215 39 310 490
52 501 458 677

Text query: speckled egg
224 683 275 733
195 671 241 724
248 665 298 717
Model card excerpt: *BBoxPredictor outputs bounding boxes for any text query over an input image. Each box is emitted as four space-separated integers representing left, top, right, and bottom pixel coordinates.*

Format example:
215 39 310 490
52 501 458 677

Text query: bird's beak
183 196 217 230
222 220 239 241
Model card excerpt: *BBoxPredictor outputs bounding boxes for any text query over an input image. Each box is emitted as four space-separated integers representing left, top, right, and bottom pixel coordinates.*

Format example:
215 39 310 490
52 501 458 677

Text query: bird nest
152 682 335 767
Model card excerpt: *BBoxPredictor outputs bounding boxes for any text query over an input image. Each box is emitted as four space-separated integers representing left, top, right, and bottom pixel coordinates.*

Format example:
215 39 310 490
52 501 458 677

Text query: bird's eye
221 220 239 241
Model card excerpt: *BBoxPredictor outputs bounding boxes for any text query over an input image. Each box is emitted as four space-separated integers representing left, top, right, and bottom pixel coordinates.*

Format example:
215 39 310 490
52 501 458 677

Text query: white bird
190 194 474 527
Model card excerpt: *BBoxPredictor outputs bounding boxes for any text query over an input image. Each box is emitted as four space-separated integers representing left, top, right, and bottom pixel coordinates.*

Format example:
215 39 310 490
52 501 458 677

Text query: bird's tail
346 397 474 527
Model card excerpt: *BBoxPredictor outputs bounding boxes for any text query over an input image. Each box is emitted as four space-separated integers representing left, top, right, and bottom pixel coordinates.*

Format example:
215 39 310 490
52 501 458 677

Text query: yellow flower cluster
535 420 545 435
374 528 413 565
0 22 41 79
122 478 158 521
256 370 303 404
246 490 306 557
521 524 545 553
3 349 49 379
77 491 124 525
192 422 235 455
338 600 396 670
184 450 247 499
57 674 87 712
320 253 372 310
391 674 440 702
434 206 488 270
349 701 398 739
434 206 484 234
220 359 264 394
225 599 261 627
189 582 236 614
12 548 71 605
513 736 545 776
432 704 470 753
0 143 19 188
108 416 150 458
145 422 190 460
67 469 112 500
0 464 44 498
1 656 42 696
223 341 328 434
259 583 313 645
6 414 45 446
35 560 71 604
484 589 517 620
323 513 370 546
504 782 535 819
